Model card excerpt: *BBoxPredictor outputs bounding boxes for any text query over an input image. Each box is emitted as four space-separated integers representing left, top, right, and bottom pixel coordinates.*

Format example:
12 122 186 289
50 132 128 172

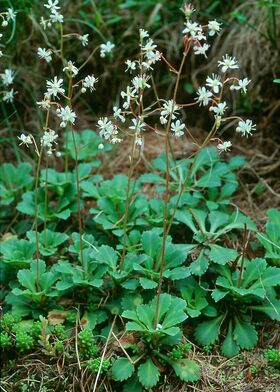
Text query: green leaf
233 317 257 349
150 293 171 322
92 245 118 270
208 245 238 265
141 229 161 259
136 305 154 330
171 359 201 382
112 357 135 381
162 296 187 329
221 320 240 357
123 375 142 392
138 359 160 388
190 253 209 276
195 315 223 346
139 277 157 289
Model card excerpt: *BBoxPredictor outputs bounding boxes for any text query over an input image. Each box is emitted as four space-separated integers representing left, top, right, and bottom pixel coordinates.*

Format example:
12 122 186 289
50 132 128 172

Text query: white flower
37 47 52 63
63 60 78 76
139 29 149 40
56 106 76 127
135 136 143 146
82 75 98 92
206 74 222 94
40 17 47 29
209 101 228 118
97 117 115 139
230 78 251 94
145 50 161 65
171 120 185 137
50 11 64 24
160 116 168 125
160 99 179 120
79 34 89 46
195 87 213 106
236 119 256 137
41 130 58 148
1 69 14 86
113 107 125 123
129 117 145 132
208 20 222 36
121 86 135 109
141 39 157 60
44 0 60 11
132 75 151 91
6 8 17 22
193 43 210 57
98 143 104 150
217 141 232 153
218 54 239 73
3 89 15 103
37 98 51 110
18 134 33 147
182 21 202 36
2 20 8 27
100 41 115 58
125 60 137 73
46 76 65 98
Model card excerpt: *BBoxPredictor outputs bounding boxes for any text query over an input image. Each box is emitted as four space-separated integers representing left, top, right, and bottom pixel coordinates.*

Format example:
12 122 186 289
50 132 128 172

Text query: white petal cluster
113 107 125 123
63 60 78 76
195 87 213 106
217 141 232 153
79 34 89 46
230 78 251 93
41 130 58 153
120 86 135 110
209 101 227 119
193 43 210 57
1 69 14 86
82 75 98 93
125 60 137 73
100 41 115 58
46 76 65 98
1 69 16 104
171 120 185 138
38 47 52 63
18 134 33 147
97 117 120 143
208 20 222 36
218 54 239 73
1 7 17 26
206 74 222 94
3 89 15 103
42 0 64 29
56 106 76 128
236 120 256 137
160 99 180 124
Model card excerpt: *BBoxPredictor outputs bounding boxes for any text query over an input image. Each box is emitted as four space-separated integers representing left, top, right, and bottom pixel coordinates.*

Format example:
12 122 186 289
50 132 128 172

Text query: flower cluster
97 29 162 146
40 0 64 29
0 8 17 103
1 69 16 103
0 7 16 28
100 41 115 58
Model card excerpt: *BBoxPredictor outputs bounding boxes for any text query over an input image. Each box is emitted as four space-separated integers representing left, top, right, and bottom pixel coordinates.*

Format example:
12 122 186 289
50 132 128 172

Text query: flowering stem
68 75 85 273
44 156 48 248
154 49 188 328
120 135 137 268
34 147 43 292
